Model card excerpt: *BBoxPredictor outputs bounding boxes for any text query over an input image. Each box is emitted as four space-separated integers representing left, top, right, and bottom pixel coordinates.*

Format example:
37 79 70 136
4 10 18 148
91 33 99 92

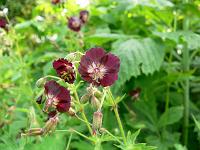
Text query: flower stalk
73 88 93 135
182 0 190 146
107 88 127 145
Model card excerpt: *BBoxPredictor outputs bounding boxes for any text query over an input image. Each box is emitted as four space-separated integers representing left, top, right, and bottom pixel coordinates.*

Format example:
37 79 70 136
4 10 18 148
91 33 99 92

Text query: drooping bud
129 88 141 100
91 96 100 110
79 10 89 24
36 77 46 88
0 18 7 30
68 17 82 32
43 114 59 135
67 107 76 116
80 94 90 104
92 111 103 130
51 0 60 4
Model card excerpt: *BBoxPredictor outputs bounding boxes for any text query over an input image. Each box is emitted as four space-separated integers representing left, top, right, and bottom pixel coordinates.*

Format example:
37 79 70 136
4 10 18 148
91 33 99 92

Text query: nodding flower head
68 17 82 32
79 10 89 24
51 0 60 4
0 18 7 30
53 58 75 84
78 47 120 87
44 80 71 113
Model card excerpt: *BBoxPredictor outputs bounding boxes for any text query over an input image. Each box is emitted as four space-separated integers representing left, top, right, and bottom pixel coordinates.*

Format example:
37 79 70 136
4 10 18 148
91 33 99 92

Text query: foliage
0 0 200 150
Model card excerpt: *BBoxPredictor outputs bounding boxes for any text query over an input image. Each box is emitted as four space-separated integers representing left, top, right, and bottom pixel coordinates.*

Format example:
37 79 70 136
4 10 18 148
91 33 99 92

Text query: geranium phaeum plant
23 47 153 149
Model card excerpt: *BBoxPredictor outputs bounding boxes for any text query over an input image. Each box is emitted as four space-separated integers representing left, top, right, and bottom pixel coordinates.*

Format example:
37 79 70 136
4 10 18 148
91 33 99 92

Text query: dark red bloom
44 80 71 112
0 18 7 29
129 88 141 100
53 58 75 84
78 48 120 87
79 10 89 24
68 17 82 32
51 0 60 4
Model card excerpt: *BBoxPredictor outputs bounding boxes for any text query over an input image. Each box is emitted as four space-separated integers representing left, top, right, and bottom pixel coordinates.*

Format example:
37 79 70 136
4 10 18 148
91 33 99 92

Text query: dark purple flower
79 10 89 24
68 17 82 32
0 18 7 29
53 58 75 84
78 48 120 87
129 88 141 100
44 80 71 112
51 0 60 4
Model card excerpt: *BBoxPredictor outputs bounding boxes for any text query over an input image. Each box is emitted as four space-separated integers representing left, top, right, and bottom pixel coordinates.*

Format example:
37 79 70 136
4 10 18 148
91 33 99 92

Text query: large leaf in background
85 33 130 45
158 106 183 128
112 38 165 90
154 31 200 50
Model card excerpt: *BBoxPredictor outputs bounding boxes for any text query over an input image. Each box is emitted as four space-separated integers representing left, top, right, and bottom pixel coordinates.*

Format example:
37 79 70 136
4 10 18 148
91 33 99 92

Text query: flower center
88 62 107 82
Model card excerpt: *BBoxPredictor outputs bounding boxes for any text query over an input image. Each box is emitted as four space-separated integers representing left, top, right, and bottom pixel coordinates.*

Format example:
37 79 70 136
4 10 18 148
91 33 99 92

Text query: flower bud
23 128 44 136
92 111 103 130
80 94 90 104
67 107 76 116
36 77 46 88
43 114 59 134
68 17 81 32
94 90 102 99
91 96 100 110
79 10 89 24
51 0 60 4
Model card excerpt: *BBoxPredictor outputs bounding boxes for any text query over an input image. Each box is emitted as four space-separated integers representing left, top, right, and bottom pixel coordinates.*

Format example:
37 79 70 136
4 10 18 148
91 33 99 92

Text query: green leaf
112 38 165 90
85 33 129 45
158 106 183 128
192 115 200 131
154 31 200 50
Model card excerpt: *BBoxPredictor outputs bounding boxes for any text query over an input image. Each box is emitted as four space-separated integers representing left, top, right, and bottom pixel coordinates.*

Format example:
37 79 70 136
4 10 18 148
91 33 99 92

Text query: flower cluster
24 47 120 136
68 10 89 32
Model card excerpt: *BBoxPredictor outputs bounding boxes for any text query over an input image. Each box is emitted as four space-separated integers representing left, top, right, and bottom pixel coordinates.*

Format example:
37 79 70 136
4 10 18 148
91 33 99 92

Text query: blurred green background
0 0 200 149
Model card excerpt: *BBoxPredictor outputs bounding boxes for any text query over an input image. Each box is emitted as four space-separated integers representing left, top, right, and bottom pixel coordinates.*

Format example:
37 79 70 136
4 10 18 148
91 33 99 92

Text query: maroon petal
101 53 120 73
100 73 118 87
84 48 106 63
56 102 69 112
44 80 60 98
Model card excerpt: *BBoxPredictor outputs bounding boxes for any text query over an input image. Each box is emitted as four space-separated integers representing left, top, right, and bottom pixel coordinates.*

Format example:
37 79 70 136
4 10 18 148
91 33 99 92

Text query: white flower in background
76 0 90 7
3 8 8 15
47 34 58 42
61 8 68 17
176 44 183 55
35 16 44 22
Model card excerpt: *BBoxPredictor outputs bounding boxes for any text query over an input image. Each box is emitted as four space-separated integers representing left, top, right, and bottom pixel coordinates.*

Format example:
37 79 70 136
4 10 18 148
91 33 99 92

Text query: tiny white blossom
3 8 8 15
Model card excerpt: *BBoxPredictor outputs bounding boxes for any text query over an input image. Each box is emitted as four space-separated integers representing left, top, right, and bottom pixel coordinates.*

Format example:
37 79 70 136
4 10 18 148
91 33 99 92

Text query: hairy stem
108 89 127 145
74 90 93 135
182 0 190 146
